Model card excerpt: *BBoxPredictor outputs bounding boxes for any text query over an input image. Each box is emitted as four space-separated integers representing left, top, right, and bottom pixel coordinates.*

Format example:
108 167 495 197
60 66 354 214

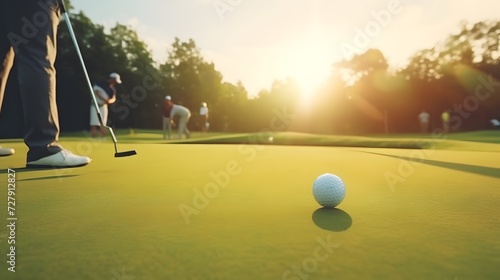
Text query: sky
71 0 500 97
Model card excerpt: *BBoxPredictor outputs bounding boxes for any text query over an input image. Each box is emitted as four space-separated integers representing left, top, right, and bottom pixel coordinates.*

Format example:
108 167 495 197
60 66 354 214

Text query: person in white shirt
490 119 500 129
199 102 209 132
162 95 174 139
418 110 430 133
89 73 121 139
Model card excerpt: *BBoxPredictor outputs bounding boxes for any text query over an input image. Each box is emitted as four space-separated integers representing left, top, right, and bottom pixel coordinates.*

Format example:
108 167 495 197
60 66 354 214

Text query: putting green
0 135 499 279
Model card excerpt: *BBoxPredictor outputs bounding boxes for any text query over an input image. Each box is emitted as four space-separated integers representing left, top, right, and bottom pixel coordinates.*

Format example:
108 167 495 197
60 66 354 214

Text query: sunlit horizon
71 0 500 97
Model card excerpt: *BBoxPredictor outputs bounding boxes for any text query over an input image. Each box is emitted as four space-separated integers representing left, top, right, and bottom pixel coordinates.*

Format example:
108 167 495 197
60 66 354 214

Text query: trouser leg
185 117 190 138
178 116 187 139
0 1 15 114
178 115 190 139
162 117 171 139
6 0 62 161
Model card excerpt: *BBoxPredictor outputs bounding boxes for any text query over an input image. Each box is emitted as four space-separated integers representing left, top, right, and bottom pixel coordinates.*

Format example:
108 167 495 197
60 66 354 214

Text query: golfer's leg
184 116 191 138
167 122 172 140
162 117 168 139
177 124 182 139
178 117 186 139
0 1 14 111
0 6 17 156
0 48 13 110
9 0 62 161
163 117 172 139
100 105 108 137
90 105 99 137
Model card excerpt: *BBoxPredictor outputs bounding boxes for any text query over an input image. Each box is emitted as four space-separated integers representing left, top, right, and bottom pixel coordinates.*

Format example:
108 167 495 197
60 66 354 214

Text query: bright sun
283 30 335 103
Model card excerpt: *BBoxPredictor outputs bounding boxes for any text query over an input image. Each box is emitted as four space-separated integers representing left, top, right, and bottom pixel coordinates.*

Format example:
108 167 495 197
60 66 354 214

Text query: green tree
106 24 162 129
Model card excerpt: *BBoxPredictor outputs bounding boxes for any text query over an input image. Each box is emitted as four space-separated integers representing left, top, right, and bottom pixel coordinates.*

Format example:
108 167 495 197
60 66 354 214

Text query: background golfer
162 95 174 139
170 104 191 139
90 73 121 139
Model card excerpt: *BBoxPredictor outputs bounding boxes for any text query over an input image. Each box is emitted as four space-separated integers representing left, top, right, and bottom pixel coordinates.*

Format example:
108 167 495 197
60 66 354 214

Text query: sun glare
283 27 336 104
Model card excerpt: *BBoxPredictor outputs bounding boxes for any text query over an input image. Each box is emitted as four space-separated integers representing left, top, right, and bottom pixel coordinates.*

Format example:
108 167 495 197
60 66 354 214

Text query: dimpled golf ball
312 173 346 208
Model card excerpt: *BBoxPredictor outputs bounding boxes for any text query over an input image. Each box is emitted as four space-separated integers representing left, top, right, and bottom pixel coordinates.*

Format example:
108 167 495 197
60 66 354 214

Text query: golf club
58 0 137 158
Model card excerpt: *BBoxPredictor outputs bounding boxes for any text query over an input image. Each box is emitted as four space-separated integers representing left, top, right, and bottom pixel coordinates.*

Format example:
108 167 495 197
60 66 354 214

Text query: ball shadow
312 208 353 232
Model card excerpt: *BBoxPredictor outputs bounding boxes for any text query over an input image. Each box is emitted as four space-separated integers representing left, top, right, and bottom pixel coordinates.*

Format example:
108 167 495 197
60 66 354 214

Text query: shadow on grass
364 151 500 179
0 167 81 182
312 208 353 232
17 175 80 182
1 167 52 174
0 167 82 174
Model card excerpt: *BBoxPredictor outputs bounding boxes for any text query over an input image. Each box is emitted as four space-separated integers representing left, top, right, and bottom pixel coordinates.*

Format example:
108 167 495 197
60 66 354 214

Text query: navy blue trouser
0 0 62 162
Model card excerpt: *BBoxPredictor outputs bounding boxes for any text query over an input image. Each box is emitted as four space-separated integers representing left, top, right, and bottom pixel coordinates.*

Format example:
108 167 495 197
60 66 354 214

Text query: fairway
1 133 500 279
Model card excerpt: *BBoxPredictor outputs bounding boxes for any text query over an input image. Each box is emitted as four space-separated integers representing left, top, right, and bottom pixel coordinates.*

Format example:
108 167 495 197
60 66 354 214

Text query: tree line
1 3 499 138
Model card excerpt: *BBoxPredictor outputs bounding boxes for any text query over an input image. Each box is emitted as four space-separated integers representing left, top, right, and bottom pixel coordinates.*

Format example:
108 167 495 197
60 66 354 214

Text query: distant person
170 104 191 139
441 110 451 134
0 0 90 167
90 73 121 139
490 119 500 129
418 110 430 133
199 102 209 132
162 95 174 139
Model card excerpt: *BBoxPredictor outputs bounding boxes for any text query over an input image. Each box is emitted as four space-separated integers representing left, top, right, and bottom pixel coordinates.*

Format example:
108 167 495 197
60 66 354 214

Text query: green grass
49 129 500 150
0 131 499 279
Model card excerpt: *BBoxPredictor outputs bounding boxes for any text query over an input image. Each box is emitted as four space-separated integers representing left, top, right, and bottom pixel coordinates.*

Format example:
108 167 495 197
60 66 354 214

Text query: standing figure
90 73 121 139
418 110 430 133
490 119 500 129
162 95 174 139
199 102 209 132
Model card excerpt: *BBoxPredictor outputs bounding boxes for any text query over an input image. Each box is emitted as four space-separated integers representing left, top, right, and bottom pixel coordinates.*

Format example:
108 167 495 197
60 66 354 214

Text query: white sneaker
27 150 91 168
0 146 15 157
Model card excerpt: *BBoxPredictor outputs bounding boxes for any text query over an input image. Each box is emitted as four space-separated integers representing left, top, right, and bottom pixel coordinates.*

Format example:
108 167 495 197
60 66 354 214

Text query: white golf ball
312 173 346 208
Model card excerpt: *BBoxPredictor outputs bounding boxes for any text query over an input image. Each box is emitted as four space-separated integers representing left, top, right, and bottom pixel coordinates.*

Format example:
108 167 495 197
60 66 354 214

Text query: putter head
115 150 137 157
